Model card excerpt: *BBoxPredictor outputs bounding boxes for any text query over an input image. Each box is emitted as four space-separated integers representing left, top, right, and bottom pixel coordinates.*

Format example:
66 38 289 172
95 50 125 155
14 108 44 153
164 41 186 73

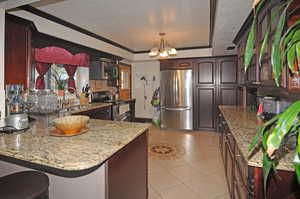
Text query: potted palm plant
245 0 300 196
52 69 67 96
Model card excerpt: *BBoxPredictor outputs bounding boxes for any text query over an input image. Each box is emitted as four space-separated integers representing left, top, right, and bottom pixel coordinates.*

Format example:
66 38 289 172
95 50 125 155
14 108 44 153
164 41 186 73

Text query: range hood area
89 59 119 81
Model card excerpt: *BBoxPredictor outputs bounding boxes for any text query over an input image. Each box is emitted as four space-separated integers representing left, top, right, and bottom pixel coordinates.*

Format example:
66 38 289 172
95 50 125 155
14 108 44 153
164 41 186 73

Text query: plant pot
57 90 65 96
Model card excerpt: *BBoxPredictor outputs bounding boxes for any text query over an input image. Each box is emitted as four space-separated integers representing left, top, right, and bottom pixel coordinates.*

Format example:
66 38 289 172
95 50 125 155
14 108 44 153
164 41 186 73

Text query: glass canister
27 89 59 114
38 90 59 113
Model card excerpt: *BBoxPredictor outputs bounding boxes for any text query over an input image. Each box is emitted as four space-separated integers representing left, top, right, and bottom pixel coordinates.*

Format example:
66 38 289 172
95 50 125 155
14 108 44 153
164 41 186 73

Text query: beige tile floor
148 125 230 199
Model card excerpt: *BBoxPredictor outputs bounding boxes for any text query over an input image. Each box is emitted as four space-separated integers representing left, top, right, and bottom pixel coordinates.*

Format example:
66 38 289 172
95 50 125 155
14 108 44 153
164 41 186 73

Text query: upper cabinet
234 0 300 90
5 15 34 89
160 59 192 71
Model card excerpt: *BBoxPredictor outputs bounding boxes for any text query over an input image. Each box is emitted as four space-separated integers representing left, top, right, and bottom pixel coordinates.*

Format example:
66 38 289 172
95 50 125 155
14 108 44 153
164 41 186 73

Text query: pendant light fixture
149 33 177 58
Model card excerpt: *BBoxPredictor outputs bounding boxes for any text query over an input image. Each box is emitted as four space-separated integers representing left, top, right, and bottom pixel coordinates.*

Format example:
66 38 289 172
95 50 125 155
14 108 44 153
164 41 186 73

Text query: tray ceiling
30 0 211 52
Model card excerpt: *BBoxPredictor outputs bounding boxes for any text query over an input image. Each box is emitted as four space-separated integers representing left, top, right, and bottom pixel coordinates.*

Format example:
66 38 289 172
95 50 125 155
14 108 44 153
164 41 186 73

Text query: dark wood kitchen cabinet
5 15 34 88
218 111 299 199
73 106 112 120
193 56 241 131
106 131 148 199
160 59 192 70
234 0 300 92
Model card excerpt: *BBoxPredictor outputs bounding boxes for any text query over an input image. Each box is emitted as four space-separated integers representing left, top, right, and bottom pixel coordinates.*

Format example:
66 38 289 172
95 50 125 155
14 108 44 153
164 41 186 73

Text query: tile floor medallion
148 125 230 199
149 143 185 159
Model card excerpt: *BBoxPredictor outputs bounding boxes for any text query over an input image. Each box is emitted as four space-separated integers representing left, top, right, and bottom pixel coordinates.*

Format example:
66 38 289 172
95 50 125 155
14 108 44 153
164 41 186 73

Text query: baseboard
134 118 152 123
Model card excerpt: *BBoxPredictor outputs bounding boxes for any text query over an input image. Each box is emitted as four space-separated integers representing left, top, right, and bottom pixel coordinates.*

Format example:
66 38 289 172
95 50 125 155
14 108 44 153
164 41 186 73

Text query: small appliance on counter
1 85 29 133
257 96 292 121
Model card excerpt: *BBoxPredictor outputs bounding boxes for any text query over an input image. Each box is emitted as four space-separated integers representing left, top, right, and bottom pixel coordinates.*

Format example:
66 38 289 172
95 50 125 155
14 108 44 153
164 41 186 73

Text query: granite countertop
0 119 150 174
219 105 294 171
66 102 113 114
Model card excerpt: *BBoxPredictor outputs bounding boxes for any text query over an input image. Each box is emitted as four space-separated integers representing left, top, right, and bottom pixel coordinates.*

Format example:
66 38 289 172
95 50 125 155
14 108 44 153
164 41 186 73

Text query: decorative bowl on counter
53 115 90 134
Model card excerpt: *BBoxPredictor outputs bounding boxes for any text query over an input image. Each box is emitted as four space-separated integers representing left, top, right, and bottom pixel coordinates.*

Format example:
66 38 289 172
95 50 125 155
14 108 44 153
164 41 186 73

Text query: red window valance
34 46 90 67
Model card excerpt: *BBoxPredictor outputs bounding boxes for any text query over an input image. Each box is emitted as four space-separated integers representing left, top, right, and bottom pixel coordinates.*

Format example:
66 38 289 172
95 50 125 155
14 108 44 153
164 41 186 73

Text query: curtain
64 64 78 93
35 62 51 89
35 47 90 67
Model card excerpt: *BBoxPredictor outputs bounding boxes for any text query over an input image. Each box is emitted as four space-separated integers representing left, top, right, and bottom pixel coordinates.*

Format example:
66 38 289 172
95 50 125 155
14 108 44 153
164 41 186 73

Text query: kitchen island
218 106 298 199
0 117 150 199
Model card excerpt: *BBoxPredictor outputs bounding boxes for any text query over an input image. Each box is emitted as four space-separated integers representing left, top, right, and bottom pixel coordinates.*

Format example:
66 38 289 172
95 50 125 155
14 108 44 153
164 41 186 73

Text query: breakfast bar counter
0 118 150 199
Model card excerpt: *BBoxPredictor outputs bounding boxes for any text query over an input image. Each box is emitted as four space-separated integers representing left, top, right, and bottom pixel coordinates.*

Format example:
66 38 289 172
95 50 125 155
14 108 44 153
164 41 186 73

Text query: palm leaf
287 45 297 73
266 100 300 157
248 114 280 154
245 21 256 72
296 42 300 72
271 2 291 86
293 151 300 184
263 153 273 198
259 26 270 66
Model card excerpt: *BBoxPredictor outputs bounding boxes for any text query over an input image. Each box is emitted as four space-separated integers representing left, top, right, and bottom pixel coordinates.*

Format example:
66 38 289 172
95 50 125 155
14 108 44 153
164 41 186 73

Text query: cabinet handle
236 154 241 159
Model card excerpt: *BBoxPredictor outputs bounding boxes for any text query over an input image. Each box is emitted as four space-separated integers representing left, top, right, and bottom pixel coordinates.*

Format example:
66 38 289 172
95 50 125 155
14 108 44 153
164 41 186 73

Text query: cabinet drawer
235 144 248 185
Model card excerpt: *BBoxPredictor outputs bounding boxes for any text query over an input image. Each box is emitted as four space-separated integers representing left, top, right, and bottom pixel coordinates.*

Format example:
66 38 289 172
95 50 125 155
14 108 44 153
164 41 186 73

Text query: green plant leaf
245 21 256 72
271 2 291 86
266 100 300 157
263 153 273 198
259 26 270 66
293 152 300 184
287 44 297 73
296 42 300 72
248 114 281 154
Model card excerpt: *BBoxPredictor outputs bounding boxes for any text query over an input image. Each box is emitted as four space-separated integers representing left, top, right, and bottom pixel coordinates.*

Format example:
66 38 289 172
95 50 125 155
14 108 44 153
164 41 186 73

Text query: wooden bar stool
0 171 49 199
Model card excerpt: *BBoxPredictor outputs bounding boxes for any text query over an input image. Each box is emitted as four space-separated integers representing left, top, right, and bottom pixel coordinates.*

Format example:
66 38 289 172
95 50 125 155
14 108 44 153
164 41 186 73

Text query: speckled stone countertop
67 102 113 114
0 119 150 174
219 105 294 171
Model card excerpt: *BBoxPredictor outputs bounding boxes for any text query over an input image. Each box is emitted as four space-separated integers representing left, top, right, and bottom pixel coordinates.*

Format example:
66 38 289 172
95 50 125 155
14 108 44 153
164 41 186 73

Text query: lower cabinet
218 111 298 199
106 132 148 199
73 106 112 120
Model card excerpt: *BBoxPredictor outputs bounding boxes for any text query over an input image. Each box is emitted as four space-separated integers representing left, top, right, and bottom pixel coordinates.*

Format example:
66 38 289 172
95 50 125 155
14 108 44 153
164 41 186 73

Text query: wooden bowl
53 115 90 134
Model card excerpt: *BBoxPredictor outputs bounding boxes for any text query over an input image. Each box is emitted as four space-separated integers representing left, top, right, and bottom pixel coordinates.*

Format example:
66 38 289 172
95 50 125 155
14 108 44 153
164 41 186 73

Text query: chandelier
149 33 177 58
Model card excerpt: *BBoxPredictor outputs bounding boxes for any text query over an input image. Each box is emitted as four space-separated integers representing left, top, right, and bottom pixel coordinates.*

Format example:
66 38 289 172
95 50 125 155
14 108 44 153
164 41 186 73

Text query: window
31 63 77 90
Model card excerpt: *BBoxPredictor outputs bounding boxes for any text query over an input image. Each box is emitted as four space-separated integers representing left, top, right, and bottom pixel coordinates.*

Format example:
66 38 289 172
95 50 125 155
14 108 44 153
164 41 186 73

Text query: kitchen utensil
53 115 89 134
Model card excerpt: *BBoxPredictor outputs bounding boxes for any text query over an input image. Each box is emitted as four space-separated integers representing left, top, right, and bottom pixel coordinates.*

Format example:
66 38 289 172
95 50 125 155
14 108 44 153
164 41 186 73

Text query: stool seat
0 171 49 199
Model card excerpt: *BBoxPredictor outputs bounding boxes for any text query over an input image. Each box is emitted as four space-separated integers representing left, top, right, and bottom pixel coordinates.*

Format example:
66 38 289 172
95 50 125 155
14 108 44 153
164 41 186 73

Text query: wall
9 10 134 61
0 9 5 118
132 60 160 118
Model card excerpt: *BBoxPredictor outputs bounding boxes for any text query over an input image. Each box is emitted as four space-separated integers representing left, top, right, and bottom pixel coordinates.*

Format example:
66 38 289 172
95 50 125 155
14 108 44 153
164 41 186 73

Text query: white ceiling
212 0 252 56
30 0 211 52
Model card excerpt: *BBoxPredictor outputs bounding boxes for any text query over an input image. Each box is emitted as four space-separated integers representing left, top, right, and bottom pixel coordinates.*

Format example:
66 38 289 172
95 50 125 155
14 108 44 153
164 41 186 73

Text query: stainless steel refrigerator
160 69 193 130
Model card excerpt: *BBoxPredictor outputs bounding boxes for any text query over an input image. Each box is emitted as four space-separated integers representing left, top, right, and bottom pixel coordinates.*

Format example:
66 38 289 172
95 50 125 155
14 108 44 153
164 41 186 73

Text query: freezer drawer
160 108 193 130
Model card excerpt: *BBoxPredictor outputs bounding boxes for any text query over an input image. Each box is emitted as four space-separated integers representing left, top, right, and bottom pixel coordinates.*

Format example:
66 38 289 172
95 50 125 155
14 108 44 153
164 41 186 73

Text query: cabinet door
5 19 31 88
194 87 216 130
219 88 239 106
218 57 238 85
193 58 216 86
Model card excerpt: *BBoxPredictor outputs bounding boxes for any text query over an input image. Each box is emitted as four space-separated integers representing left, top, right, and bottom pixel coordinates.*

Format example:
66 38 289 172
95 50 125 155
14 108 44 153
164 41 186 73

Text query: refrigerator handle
175 73 179 105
